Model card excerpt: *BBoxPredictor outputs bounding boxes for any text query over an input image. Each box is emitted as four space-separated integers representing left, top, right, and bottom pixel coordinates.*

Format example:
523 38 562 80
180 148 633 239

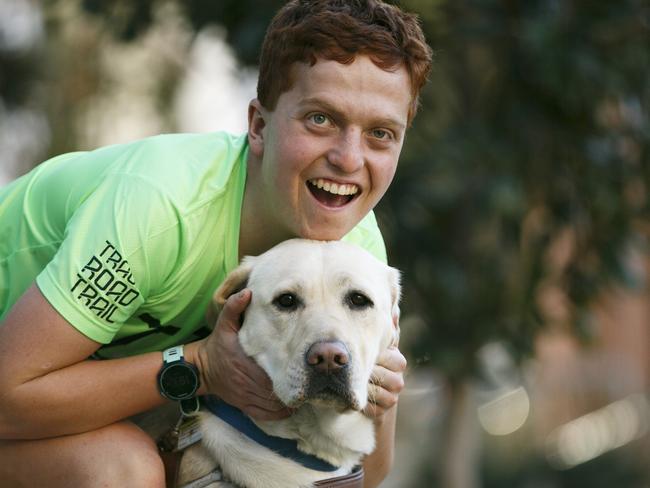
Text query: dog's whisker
369 371 383 386
367 381 380 406
368 388 376 404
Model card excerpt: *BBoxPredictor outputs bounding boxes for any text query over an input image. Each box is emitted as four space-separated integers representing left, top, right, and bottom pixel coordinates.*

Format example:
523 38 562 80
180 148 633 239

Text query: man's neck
238 160 295 259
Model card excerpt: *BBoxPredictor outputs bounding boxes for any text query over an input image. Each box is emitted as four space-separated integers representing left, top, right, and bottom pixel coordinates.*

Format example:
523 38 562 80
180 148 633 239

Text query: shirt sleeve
36 175 181 343
341 211 387 264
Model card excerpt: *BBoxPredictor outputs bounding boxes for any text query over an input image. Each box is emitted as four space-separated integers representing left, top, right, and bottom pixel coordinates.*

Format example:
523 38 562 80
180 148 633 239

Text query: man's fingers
221 383 286 414
364 350 406 420
233 368 283 406
218 289 252 331
227 357 274 393
230 347 277 393
222 349 284 408
370 365 405 394
375 346 407 373
239 360 274 390
364 383 398 418
216 374 285 411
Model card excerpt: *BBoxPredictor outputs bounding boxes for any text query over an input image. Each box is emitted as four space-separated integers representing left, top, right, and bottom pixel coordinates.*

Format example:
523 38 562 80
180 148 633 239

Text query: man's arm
0 284 166 439
363 406 398 487
0 284 287 440
362 346 407 487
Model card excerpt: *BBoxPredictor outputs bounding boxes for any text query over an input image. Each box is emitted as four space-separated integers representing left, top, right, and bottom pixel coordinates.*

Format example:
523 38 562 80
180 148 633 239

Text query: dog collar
202 395 340 472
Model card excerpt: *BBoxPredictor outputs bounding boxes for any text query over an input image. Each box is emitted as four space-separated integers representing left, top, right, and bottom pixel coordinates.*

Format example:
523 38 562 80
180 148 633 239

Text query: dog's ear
206 258 255 326
213 256 256 307
388 266 401 347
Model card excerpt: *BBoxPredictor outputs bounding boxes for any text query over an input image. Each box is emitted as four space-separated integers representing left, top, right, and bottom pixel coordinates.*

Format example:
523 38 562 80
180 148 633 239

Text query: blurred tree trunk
438 378 481 488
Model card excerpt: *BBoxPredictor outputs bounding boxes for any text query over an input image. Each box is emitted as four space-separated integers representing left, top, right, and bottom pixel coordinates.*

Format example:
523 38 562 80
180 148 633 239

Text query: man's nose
327 131 364 173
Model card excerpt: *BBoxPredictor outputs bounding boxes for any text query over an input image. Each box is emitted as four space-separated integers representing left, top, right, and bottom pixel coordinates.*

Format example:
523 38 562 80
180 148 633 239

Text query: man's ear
213 256 256 307
247 99 266 158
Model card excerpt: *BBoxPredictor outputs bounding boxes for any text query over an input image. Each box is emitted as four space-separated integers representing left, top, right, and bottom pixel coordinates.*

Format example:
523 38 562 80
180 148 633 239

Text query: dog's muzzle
304 341 355 407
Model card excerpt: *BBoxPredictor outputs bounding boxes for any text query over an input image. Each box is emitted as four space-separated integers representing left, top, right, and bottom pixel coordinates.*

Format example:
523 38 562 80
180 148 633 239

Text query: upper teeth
309 179 359 196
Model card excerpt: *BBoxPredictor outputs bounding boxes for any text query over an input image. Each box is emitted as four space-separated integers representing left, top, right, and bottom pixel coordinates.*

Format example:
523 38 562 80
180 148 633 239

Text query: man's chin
295 210 368 241
299 227 352 242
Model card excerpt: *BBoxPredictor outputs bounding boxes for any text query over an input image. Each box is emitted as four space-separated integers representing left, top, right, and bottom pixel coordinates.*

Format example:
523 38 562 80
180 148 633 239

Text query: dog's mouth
305 374 359 411
307 179 360 208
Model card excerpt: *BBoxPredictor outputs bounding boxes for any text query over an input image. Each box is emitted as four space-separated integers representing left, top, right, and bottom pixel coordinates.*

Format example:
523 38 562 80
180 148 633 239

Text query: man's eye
371 129 391 140
346 291 374 310
273 293 300 310
310 113 329 125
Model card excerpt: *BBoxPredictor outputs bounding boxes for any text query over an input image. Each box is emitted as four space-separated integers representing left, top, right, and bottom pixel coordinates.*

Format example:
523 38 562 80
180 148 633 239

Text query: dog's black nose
306 341 349 374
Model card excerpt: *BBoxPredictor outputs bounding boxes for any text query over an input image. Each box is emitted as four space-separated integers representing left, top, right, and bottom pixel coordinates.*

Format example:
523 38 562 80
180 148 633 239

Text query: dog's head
214 239 400 412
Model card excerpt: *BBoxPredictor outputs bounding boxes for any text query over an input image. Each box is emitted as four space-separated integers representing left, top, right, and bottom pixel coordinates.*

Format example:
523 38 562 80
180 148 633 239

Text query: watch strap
163 345 184 364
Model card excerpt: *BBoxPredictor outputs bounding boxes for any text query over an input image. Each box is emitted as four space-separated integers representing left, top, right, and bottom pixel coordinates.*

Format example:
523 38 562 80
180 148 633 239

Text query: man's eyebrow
299 97 407 131
299 97 347 120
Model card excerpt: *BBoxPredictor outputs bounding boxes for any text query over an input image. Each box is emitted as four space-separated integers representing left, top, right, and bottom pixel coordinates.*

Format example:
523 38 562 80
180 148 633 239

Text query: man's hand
363 346 407 419
196 289 291 421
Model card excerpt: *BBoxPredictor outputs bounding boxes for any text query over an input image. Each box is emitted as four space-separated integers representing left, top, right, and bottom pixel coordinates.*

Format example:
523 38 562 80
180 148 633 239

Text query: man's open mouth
307 178 360 208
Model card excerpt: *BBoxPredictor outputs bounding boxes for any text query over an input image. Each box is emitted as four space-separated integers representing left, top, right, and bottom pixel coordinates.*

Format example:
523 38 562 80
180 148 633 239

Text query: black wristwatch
157 345 200 405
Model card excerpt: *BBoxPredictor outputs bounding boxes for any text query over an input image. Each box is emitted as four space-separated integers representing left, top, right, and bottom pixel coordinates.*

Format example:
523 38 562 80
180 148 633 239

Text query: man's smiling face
246 55 412 242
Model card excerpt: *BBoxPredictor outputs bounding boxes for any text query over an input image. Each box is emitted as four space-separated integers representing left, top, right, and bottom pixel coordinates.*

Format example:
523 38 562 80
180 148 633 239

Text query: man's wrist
183 340 209 396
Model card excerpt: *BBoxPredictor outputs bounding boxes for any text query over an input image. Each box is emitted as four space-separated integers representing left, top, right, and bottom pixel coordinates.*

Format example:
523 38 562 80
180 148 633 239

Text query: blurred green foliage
383 0 649 379
80 0 285 62
3 0 649 380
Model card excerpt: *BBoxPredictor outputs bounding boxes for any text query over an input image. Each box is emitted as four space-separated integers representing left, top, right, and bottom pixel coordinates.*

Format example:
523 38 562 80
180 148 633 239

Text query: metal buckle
180 397 200 417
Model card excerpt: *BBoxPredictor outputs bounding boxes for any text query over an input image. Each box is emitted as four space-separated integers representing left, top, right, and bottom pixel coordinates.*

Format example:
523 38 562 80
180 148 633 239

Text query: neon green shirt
0 132 386 358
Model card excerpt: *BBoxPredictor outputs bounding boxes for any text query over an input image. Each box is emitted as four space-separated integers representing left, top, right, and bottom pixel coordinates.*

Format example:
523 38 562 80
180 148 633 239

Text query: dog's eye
346 291 373 310
273 293 299 311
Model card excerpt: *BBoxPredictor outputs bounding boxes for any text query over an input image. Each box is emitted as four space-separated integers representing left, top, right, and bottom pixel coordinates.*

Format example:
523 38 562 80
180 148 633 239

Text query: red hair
257 0 433 123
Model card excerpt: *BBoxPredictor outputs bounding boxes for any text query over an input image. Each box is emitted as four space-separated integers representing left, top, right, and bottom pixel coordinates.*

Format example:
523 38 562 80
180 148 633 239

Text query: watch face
161 363 198 400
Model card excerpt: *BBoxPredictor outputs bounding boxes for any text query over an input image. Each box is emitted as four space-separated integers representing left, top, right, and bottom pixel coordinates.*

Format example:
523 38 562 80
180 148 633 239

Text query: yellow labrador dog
177 239 401 488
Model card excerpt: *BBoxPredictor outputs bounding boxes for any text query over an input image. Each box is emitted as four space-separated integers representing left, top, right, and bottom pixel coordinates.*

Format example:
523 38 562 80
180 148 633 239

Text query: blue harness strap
202 395 340 472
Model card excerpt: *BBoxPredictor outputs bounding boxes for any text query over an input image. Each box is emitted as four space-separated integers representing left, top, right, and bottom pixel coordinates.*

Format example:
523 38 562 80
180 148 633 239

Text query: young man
0 0 432 486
